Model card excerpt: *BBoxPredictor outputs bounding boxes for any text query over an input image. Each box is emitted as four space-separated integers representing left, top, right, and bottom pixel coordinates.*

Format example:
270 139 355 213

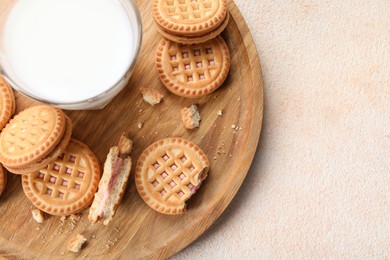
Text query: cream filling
97 157 123 218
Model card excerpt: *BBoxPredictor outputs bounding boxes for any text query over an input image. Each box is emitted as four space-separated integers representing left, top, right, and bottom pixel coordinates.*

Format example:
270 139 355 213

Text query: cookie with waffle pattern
155 11 229 45
153 0 227 38
155 35 230 98
0 105 69 174
22 139 101 216
5 114 72 175
135 137 209 215
0 76 15 130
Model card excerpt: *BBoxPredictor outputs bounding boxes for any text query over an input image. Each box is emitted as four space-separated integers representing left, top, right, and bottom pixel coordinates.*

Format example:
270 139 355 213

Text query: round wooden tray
0 0 263 258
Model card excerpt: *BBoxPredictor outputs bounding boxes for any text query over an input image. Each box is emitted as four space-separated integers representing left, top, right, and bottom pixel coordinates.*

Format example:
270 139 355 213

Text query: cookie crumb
137 122 143 129
217 110 223 116
140 88 164 106
60 216 67 223
118 133 133 155
69 214 80 225
181 104 201 129
31 209 44 224
67 234 87 253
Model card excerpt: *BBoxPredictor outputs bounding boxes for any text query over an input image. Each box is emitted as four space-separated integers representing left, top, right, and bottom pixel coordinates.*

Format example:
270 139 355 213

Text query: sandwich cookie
89 134 133 225
0 165 7 197
22 139 101 216
0 76 15 130
6 114 72 175
155 12 230 45
153 0 228 44
0 105 71 175
155 35 230 98
135 137 209 215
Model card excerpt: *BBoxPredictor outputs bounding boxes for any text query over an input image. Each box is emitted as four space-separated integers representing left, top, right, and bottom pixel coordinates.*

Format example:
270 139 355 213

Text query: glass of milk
0 0 142 110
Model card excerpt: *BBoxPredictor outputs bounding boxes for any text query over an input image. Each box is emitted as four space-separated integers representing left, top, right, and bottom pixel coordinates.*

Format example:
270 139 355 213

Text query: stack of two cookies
0 105 100 216
153 0 231 98
0 106 72 175
153 0 229 45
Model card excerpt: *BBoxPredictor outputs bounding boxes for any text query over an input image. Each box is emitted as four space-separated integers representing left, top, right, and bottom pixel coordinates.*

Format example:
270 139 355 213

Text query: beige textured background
174 0 390 258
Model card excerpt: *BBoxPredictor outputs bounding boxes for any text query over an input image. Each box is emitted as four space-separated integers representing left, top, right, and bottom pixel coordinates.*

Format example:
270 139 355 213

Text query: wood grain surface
0 0 264 259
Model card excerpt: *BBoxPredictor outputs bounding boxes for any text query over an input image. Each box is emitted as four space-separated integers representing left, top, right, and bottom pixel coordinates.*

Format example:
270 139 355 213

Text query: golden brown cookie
153 0 227 37
5 115 72 175
22 139 101 216
135 137 209 215
155 12 230 45
0 165 7 197
155 35 230 98
0 105 67 169
0 76 15 130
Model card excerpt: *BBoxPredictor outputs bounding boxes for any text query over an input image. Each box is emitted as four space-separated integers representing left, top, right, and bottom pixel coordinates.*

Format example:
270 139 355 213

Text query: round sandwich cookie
0 105 70 174
0 165 7 197
155 35 230 98
155 12 230 45
0 76 16 130
153 0 227 38
135 137 209 215
6 115 72 175
22 139 101 216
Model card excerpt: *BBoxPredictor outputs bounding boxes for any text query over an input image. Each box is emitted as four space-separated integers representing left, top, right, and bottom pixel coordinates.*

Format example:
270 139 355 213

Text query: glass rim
0 0 143 108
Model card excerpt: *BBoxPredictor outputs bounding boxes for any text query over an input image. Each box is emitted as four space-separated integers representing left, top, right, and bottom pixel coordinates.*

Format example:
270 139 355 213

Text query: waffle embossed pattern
156 35 230 98
22 139 101 216
153 0 227 36
0 105 65 168
135 138 210 215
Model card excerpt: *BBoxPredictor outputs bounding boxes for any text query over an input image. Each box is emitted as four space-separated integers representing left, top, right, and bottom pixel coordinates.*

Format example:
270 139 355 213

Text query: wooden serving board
0 0 263 259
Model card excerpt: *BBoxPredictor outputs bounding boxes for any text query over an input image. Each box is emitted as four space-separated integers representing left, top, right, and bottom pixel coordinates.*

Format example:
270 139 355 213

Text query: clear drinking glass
0 0 142 110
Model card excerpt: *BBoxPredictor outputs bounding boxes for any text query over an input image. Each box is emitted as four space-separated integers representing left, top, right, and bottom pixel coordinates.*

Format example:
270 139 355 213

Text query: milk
0 0 139 107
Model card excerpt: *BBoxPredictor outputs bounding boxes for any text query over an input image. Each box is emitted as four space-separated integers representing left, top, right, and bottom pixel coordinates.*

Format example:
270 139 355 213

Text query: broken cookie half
88 134 133 225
